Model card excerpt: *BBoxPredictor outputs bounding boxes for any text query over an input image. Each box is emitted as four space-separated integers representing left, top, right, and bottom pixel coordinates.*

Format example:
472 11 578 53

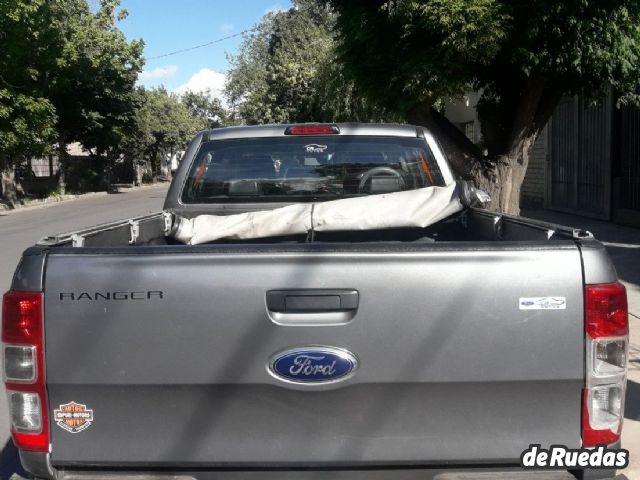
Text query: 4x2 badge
54 401 94 433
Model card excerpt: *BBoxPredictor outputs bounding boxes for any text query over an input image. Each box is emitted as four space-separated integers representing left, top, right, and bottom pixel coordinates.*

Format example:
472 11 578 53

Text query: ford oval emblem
269 346 358 384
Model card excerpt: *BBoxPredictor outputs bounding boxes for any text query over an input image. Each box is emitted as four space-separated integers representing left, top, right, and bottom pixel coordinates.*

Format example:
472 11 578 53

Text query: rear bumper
18 453 619 480
16 469 615 480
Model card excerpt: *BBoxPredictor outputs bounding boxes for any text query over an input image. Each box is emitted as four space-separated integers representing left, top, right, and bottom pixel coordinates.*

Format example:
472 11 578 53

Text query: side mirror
458 180 491 208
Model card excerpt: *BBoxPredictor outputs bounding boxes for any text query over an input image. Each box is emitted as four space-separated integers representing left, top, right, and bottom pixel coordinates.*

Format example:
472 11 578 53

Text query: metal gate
112 158 135 184
619 106 640 212
548 95 612 219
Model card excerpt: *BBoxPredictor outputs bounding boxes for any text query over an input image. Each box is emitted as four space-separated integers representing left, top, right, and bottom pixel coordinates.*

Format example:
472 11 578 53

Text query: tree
0 0 144 200
181 90 227 129
125 87 202 178
226 0 395 124
49 0 144 190
225 15 272 123
0 0 64 204
326 0 640 213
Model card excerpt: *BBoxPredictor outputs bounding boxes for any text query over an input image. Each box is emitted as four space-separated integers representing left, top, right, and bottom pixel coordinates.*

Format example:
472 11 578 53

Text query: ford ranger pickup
2 123 629 480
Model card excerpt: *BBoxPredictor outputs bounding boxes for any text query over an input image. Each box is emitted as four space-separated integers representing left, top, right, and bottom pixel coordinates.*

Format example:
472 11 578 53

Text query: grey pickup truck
3 124 629 480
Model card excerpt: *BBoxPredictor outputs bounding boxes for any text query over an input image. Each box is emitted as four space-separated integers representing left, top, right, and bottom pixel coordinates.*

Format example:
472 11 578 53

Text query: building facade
522 93 640 226
446 92 640 227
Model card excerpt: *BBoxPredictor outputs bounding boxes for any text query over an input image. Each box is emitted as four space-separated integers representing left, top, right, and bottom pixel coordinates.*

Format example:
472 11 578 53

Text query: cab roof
206 123 424 141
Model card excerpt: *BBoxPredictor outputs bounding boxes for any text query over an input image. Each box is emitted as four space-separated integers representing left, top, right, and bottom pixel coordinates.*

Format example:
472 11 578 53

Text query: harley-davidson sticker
54 401 94 433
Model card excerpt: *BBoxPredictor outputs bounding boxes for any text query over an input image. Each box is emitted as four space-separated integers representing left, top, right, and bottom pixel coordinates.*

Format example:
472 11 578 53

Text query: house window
463 121 475 143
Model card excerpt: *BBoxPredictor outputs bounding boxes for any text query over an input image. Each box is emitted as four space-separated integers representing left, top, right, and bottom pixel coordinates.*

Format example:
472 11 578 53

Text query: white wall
443 92 483 145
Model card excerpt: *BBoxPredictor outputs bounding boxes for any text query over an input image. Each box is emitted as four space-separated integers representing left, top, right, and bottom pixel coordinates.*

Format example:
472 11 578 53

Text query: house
444 92 640 227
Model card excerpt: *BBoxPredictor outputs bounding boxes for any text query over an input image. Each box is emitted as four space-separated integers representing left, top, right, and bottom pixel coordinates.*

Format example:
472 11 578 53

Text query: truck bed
29 207 591 467
37 207 592 248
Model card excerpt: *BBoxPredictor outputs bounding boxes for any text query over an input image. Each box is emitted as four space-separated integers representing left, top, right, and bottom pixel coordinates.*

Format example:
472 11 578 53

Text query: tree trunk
407 105 512 210
150 143 161 180
407 104 484 182
472 147 531 215
0 152 19 207
134 159 142 186
57 139 67 195
102 150 112 192
407 98 549 215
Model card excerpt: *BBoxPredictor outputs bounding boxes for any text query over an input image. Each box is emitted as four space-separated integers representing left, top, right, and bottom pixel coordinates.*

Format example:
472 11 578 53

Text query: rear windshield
182 136 444 203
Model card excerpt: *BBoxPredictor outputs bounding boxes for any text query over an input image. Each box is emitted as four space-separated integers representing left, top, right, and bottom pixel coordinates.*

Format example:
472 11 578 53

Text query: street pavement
0 194 637 478
0 184 169 478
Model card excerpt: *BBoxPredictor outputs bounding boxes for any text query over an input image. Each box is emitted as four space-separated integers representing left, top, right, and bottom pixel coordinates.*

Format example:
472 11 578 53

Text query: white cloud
220 23 234 34
175 68 227 102
138 65 178 83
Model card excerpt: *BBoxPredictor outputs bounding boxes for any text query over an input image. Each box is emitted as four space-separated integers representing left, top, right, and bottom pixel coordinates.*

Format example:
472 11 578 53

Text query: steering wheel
357 166 405 193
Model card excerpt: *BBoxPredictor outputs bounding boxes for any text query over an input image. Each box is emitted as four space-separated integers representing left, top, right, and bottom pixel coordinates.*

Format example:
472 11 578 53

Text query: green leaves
327 0 640 154
181 90 227 129
384 0 509 62
329 0 513 112
226 0 395 124
0 0 144 160
0 0 65 156
0 88 57 157
50 0 144 154
124 87 204 169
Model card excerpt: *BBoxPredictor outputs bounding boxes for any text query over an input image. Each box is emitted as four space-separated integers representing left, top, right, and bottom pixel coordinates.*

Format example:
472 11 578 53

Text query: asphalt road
0 184 168 477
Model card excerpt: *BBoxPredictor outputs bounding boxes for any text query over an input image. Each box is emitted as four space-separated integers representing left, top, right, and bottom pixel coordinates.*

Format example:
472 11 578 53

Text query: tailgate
43 244 584 466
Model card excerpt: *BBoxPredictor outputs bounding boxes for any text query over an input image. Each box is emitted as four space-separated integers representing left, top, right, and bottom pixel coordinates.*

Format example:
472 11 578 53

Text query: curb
0 184 168 216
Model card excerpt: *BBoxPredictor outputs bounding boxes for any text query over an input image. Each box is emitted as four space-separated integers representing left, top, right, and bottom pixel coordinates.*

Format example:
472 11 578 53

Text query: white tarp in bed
172 182 463 245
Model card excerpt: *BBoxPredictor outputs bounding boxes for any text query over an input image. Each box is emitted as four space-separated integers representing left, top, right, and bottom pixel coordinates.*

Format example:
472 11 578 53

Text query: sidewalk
522 208 640 479
0 182 167 215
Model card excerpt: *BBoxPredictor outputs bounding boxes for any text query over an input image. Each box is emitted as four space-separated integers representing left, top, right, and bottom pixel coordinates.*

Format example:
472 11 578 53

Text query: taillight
2 291 49 452
284 124 340 135
582 282 628 447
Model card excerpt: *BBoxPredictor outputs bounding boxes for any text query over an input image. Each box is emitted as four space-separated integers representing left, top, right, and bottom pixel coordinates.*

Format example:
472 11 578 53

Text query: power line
146 28 257 61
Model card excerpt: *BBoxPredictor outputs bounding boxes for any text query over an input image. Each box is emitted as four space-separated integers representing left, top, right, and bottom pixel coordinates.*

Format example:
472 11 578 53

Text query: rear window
182 136 444 203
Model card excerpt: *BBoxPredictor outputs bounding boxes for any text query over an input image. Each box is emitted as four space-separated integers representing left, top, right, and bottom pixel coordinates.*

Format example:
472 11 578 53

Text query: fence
547 95 612 219
20 155 137 195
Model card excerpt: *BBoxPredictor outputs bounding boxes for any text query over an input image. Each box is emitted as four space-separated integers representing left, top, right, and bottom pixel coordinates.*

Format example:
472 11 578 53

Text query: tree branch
532 88 562 134
507 76 546 154
407 102 486 180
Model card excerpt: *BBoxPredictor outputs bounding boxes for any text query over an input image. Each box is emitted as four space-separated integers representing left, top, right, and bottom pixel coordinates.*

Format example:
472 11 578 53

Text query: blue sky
115 0 292 99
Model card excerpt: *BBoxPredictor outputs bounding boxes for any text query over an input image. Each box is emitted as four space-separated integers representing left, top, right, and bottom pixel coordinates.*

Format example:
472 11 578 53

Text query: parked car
3 124 628 480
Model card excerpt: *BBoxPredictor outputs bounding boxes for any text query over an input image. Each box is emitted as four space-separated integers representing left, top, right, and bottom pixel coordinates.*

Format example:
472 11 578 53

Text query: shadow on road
0 439 26 479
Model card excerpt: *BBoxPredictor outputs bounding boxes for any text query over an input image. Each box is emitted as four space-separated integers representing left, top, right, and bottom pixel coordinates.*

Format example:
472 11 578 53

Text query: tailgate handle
266 290 358 326
267 289 358 312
